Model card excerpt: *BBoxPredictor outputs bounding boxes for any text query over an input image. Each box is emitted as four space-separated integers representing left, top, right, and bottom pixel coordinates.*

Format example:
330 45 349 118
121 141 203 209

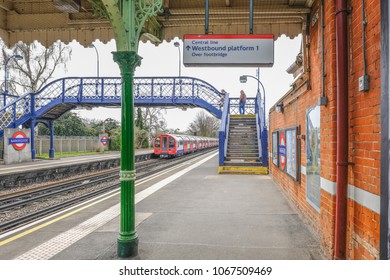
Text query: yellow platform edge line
218 166 269 175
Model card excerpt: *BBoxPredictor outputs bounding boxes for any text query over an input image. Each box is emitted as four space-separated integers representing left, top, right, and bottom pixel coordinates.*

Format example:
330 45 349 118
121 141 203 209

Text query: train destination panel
183 34 274 67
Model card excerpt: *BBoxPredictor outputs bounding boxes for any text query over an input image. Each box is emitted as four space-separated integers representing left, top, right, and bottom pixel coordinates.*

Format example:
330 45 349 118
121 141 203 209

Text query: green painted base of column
117 235 138 258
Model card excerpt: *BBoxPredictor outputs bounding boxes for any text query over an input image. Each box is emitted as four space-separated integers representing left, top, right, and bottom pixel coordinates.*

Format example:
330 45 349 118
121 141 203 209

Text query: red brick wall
269 0 381 259
346 0 381 259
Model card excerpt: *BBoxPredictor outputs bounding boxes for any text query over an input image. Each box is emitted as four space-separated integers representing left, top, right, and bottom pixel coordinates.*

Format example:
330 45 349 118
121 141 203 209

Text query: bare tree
141 107 167 142
187 111 220 137
1 40 72 94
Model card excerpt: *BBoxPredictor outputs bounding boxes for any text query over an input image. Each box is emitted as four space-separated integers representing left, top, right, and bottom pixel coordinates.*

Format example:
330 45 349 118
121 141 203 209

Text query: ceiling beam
163 6 311 16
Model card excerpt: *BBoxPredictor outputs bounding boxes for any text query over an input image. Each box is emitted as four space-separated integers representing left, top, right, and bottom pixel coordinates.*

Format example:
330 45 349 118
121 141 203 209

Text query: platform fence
0 136 103 159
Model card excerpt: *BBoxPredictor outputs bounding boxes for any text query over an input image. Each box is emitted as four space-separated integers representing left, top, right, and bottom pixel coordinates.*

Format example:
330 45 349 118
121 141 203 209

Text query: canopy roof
0 0 314 47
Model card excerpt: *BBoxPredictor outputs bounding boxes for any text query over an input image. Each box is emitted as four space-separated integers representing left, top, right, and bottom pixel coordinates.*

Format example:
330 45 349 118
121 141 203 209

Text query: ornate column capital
112 51 142 75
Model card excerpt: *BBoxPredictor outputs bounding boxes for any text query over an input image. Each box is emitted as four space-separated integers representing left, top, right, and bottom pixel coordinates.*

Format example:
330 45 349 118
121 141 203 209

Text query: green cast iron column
113 50 142 258
96 0 162 259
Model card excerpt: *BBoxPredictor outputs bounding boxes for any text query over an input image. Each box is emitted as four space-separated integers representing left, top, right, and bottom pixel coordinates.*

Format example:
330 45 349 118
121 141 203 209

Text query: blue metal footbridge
0 76 267 167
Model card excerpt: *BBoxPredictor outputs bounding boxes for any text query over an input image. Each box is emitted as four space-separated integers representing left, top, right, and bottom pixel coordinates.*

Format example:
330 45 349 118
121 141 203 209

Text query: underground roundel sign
279 131 286 170
100 135 109 146
9 131 30 151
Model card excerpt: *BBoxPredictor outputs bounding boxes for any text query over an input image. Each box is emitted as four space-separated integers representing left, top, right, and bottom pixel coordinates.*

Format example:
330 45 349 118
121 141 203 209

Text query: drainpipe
334 0 349 260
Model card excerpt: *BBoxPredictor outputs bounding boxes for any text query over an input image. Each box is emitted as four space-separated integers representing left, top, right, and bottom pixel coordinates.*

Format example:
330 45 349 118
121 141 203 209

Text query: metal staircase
218 93 268 175
225 115 260 165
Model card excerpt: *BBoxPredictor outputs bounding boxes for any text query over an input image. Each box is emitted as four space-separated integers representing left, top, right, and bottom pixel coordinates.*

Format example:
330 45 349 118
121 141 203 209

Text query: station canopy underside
0 0 313 47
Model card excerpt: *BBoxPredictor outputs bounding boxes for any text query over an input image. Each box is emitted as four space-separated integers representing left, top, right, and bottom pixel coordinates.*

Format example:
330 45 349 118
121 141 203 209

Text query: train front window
169 138 175 148
155 137 160 148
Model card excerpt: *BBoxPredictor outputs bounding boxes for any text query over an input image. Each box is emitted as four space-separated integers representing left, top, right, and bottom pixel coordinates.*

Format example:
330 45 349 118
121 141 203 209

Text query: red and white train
153 133 218 158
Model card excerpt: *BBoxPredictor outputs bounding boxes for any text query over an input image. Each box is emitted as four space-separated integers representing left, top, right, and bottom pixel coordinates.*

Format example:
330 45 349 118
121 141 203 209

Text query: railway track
0 149 216 233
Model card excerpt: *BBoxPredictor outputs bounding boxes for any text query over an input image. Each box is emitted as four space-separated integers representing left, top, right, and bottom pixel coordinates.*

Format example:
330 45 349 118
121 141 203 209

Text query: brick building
268 0 388 259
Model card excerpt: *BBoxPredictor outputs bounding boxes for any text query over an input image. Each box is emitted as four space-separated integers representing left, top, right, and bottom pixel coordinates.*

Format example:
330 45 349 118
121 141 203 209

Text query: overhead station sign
183 34 274 67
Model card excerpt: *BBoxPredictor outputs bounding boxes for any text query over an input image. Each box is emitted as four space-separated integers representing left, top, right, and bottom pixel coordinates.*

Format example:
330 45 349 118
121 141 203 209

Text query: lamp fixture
275 103 284 113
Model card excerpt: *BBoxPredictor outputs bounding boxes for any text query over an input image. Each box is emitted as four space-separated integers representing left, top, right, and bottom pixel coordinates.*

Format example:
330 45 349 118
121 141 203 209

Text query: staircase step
229 130 257 134
227 152 259 155
230 114 256 118
228 140 258 143
229 129 256 131
228 142 258 145
230 120 256 123
228 143 258 145
229 134 256 137
223 161 263 167
227 151 259 155
228 151 259 154
230 122 256 126
227 155 259 159
227 147 259 150
227 147 259 151
225 156 259 161
218 165 268 175
228 136 257 140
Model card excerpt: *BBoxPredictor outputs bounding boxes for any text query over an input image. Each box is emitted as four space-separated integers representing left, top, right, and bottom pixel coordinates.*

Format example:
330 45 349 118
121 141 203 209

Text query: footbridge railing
0 76 224 137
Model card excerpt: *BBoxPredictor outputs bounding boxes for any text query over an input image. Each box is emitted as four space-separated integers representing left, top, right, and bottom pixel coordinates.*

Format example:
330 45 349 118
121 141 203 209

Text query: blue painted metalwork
30 118 36 159
0 76 224 138
49 120 55 158
255 91 268 166
218 93 230 166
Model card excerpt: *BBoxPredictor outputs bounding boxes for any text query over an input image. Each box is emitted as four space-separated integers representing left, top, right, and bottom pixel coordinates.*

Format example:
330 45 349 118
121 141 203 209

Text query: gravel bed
0 169 118 197
0 178 119 224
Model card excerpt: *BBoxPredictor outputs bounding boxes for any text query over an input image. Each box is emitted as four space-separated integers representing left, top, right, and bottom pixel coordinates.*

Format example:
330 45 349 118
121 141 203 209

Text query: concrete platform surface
0 152 325 260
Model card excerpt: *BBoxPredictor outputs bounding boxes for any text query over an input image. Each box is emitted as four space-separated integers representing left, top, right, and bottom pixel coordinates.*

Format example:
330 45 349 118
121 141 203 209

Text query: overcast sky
56 35 302 131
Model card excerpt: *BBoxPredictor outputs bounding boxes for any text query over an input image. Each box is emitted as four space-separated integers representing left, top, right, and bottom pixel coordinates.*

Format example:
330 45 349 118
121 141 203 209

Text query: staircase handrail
255 93 263 162
255 88 268 167
218 93 230 166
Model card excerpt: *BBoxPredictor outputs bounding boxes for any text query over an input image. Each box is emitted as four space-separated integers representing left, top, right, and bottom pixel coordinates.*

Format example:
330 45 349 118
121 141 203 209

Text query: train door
188 137 194 152
169 136 176 155
162 135 168 151
154 136 161 154
177 137 184 155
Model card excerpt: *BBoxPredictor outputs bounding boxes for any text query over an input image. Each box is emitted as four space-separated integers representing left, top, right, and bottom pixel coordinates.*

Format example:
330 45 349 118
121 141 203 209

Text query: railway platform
0 151 325 260
0 149 153 188
0 149 153 175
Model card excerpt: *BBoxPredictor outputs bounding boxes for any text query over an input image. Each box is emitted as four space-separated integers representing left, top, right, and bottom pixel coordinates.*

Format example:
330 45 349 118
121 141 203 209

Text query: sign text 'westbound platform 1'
183 34 274 67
